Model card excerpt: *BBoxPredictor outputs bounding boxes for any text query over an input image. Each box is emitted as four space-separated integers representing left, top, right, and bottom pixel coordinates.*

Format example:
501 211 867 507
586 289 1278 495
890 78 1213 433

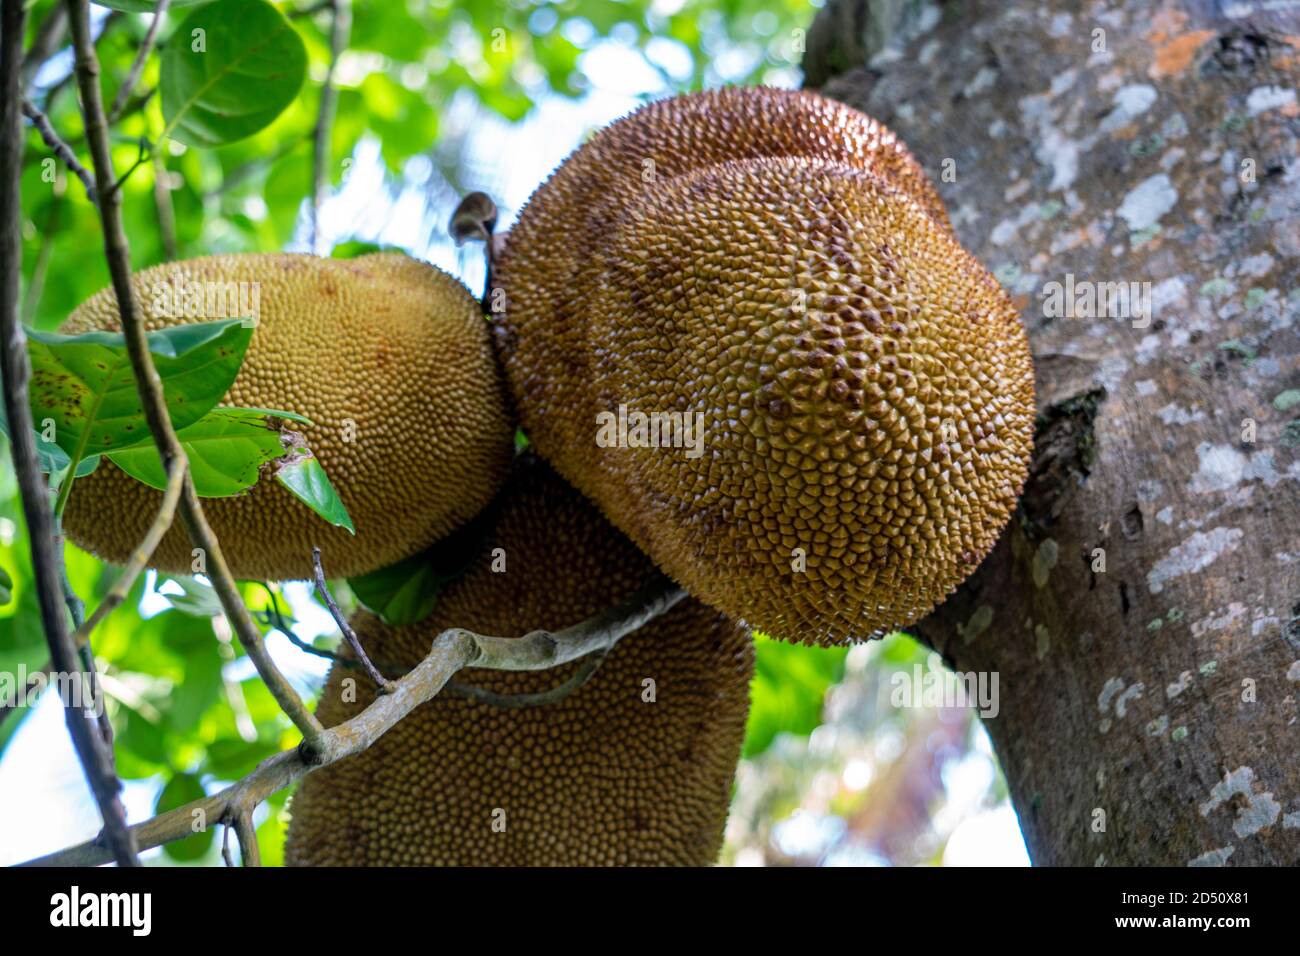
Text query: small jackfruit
60 253 513 580
285 456 754 866
495 87 1035 644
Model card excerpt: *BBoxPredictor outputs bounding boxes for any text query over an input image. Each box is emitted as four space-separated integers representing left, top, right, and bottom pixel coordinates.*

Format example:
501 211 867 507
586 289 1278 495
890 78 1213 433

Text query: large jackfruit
284 456 754 866
60 253 513 581
494 86 1035 645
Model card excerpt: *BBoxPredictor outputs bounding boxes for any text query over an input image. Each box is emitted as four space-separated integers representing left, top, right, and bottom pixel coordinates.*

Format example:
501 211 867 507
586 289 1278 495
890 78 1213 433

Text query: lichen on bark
805 0 1300 865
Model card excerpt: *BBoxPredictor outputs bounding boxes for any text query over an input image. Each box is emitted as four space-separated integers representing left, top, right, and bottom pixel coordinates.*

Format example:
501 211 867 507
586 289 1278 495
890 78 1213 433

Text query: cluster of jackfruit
63 87 1034 866
495 86 1035 644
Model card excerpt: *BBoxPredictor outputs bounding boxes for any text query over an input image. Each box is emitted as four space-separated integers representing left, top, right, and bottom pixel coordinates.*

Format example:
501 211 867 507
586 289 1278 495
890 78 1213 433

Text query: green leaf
742 636 848 759
156 773 214 861
161 575 224 618
347 509 489 626
0 399 101 478
160 0 308 147
109 408 289 497
276 453 354 534
26 319 252 460
347 551 444 628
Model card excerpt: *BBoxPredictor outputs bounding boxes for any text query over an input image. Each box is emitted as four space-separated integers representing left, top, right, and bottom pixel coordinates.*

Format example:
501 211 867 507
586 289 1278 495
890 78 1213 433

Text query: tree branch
107 0 170 124
312 546 391 693
21 97 96 202
77 457 185 640
2 0 138 868
446 650 607 709
227 808 260 867
17 575 684 867
63 0 325 754
309 0 350 253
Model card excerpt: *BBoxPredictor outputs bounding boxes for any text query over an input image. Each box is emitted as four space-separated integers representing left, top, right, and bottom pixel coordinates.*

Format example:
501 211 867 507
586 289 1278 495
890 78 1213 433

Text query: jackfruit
60 252 513 581
494 87 1035 644
285 456 754 866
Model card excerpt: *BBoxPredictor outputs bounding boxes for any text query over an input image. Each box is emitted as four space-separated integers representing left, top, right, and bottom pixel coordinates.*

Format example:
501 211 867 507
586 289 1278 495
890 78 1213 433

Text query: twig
447 649 608 709
20 97 96 202
312 546 392 692
220 823 235 867
151 149 178 260
20 5 67 90
309 0 350 253
77 457 185 640
230 810 260 866
55 547 114 748
108 136 152 197
1 0 138 868
256 582 348 665
107 0 170 124
18 575 684 866
65 0 325 754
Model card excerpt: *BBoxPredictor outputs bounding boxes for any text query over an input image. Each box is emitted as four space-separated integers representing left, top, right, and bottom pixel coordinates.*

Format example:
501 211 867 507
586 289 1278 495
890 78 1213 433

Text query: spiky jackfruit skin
61 253 513 581
495 87 1035 644
284 457 754 866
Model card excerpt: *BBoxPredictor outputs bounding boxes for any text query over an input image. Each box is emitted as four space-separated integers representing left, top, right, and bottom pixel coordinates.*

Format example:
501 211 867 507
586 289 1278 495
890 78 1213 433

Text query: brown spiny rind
284 457 754 866
494 87 1035 644
60 253 513 580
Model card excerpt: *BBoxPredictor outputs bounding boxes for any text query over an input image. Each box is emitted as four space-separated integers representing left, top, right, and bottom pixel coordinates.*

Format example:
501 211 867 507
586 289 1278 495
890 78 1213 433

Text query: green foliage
743 634 848 759
160 0 308 147
24 320 251 467
110 408 295 496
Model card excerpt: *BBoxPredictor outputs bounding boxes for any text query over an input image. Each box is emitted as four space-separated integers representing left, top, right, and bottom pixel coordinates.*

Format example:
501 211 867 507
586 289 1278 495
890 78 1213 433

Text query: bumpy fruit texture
285 457 754 866
60 253 513 580
495 87 1035 644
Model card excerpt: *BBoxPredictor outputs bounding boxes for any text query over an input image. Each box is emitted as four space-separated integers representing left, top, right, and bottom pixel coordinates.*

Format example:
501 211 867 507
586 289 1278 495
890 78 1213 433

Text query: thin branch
151 148 177 260
18 575 684 867
220 823 235 867
309 0 350 253
229 810 260 867
256 582 349 665
447 649 608 709
107 135 152 197
77 457 185 640
64 0 325 754
1 0 138 867
107 0 170 124
312 546 391 693
21 96 96 202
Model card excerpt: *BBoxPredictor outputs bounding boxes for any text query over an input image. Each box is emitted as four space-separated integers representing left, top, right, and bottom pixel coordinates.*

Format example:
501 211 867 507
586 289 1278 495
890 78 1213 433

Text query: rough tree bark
804 0 1299 865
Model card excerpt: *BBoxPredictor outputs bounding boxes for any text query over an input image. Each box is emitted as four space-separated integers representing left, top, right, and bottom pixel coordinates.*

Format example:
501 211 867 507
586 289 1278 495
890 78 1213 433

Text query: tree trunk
804 0 1299 865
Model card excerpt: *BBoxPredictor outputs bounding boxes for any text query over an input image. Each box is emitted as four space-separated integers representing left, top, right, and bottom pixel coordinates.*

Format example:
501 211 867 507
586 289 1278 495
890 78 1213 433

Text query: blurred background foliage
1 0 1022 866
